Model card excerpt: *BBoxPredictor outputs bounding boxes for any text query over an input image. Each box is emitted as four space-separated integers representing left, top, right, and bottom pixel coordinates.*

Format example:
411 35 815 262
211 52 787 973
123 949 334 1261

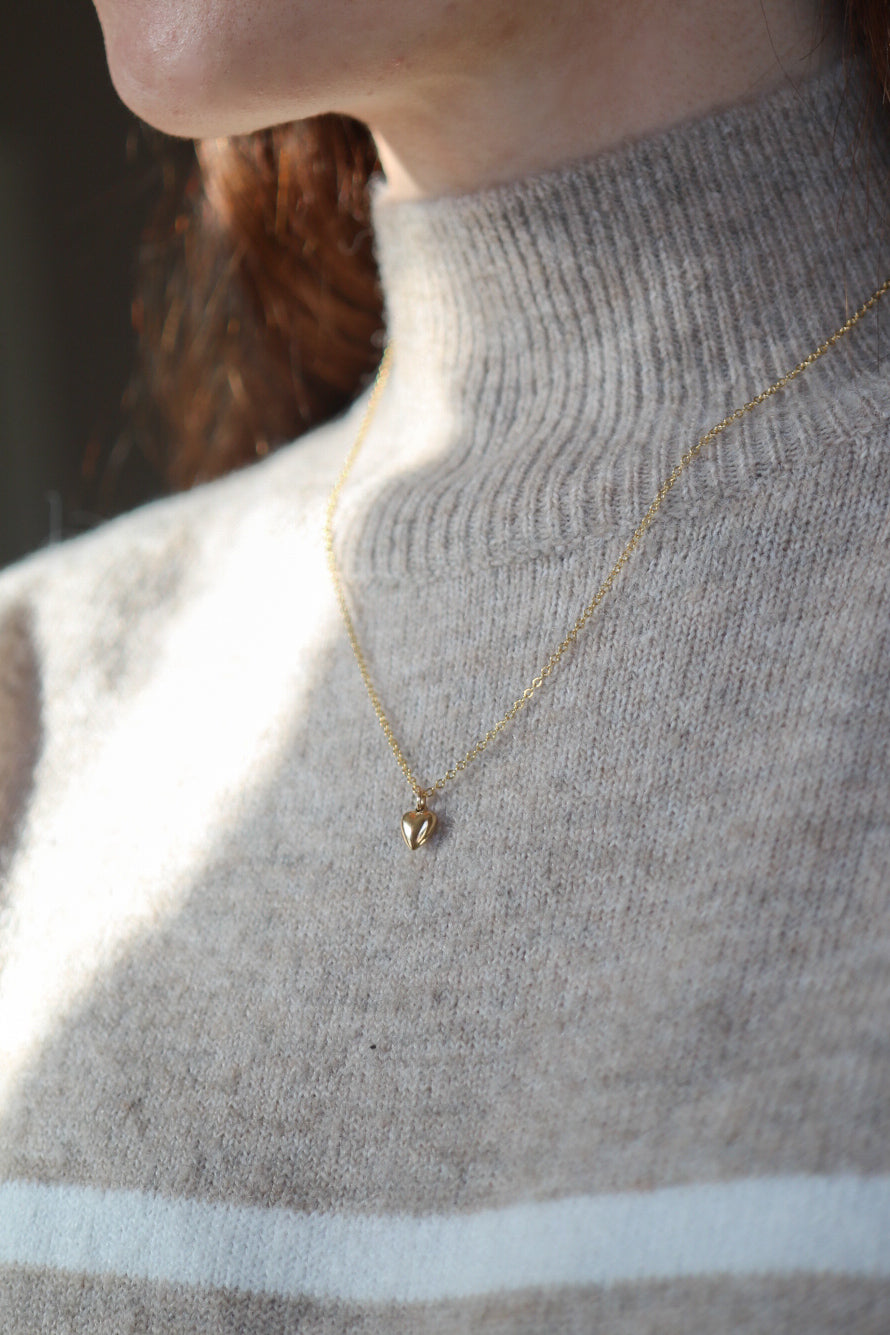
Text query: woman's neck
364 0 840 202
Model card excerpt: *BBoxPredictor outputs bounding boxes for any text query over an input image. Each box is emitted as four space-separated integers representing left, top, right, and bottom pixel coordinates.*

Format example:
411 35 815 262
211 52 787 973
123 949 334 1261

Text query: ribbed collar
336 57 890 582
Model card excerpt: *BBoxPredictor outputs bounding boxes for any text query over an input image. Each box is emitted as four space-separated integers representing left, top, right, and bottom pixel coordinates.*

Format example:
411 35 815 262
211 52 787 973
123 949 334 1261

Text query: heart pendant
401 800 438 850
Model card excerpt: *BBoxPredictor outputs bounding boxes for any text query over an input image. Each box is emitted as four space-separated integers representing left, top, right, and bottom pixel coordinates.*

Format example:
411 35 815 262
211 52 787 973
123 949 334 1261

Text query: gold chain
324 277 890 847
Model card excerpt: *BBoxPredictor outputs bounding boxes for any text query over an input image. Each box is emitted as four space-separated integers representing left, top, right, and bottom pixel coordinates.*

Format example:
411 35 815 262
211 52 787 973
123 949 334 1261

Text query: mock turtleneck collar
336 57 890 582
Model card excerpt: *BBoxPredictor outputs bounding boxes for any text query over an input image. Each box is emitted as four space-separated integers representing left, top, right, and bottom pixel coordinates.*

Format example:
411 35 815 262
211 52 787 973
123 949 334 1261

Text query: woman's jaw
93 0 839 202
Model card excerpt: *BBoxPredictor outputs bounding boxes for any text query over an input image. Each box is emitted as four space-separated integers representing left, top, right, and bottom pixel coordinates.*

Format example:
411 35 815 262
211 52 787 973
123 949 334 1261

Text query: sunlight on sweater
0 518 336 1111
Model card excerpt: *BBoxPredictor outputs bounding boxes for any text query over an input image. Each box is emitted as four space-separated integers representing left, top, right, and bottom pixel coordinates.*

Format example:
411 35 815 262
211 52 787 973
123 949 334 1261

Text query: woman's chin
95 9 246 137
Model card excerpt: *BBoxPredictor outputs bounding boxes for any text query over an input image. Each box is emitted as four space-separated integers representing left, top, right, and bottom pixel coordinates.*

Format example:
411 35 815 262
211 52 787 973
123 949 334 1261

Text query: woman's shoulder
0 408 356 870
0 408 356 754
0 409 354 633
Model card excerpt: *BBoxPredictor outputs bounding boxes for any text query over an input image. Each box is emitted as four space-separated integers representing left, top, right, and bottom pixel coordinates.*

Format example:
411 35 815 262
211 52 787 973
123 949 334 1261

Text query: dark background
0 0 175 570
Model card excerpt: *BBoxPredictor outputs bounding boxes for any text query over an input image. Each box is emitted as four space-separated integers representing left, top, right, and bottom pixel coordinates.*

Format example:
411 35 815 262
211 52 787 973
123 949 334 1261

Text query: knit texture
1 57 889 1331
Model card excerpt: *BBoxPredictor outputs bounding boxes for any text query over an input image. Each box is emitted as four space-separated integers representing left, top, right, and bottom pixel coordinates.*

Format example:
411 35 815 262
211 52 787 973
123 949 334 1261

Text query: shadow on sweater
0 602 42 880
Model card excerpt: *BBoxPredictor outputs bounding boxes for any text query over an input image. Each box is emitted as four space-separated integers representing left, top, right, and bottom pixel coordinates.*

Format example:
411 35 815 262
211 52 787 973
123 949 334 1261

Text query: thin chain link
325 277 890 804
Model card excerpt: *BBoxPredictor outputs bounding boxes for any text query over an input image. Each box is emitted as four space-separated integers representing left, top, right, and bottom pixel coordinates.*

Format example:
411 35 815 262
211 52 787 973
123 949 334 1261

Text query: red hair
127 115 381 490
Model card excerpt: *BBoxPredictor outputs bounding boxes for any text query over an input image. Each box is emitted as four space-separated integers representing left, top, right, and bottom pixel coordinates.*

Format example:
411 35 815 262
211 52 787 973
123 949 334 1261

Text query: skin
92 0 839 201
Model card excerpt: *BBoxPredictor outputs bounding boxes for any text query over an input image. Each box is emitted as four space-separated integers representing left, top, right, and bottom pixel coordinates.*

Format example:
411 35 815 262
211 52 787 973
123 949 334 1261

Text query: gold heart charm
401 801 438 850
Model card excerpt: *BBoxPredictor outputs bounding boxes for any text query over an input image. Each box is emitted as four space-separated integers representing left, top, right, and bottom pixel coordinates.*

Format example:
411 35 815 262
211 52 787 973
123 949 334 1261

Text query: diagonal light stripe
2 1175 889 1303
0 507 338 1114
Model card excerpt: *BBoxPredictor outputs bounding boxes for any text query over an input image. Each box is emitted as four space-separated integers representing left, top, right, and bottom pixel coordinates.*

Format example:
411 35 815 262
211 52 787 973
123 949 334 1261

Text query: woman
1 1 888 1329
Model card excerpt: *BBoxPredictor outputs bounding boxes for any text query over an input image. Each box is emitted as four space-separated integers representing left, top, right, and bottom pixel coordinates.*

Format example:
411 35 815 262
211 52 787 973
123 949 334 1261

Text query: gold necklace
325 277 890 849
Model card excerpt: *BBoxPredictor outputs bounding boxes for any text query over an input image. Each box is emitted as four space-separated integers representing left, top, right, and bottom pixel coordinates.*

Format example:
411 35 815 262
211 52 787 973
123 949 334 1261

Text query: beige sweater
1 57 889 1332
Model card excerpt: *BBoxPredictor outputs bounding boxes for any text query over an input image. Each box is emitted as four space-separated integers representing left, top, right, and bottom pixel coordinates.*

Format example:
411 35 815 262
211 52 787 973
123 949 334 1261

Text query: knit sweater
1 56 889 1333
